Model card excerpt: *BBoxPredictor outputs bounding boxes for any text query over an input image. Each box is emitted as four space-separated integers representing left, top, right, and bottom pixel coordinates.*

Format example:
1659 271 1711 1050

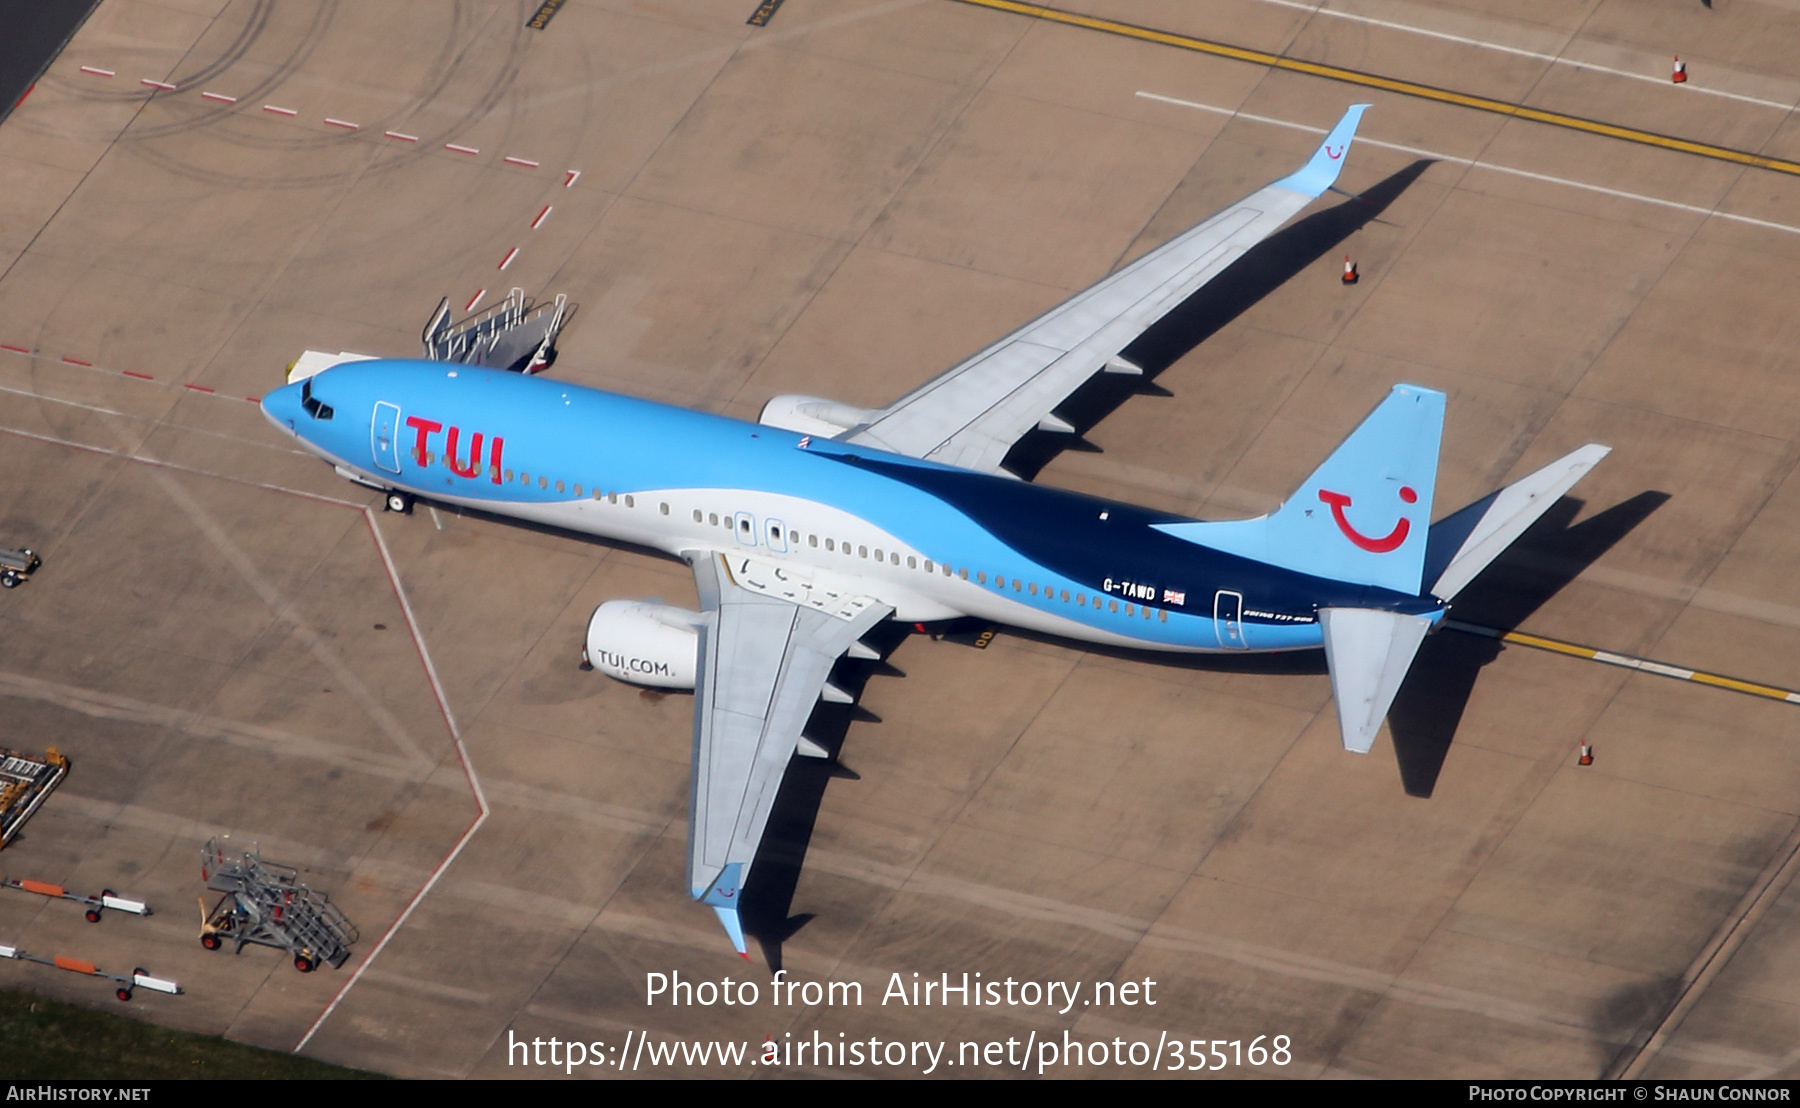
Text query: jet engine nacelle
758 394 875 438
584 600 703 689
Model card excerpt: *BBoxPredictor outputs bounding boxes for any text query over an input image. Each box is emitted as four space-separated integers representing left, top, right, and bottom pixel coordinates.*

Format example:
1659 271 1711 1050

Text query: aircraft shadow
1001 158 1436 482
1386 490 1669 798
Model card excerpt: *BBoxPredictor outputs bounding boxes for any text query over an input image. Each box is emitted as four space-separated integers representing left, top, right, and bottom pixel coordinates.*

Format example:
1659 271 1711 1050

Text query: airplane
260 105 1608 958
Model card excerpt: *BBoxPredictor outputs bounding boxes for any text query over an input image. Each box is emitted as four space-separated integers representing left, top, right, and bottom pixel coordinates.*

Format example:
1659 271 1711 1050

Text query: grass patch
0 987 385 1079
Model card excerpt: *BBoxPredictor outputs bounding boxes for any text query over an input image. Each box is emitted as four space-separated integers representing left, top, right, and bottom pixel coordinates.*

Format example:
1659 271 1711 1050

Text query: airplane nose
261 381 303 433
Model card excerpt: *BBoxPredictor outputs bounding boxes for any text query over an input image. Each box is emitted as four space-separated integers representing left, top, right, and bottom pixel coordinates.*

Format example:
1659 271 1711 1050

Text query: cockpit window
299 378 334 420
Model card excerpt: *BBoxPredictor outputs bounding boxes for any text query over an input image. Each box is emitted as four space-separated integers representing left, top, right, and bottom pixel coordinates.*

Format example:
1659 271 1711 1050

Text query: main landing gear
384 491 413 515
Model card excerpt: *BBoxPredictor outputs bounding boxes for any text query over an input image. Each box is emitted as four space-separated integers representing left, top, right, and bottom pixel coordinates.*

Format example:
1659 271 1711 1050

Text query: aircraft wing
840 104 1370 475
686 551 890 956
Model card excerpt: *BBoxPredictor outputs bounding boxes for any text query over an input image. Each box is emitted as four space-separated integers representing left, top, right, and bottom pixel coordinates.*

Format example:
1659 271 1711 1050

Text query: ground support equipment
1 876 150 922
198 836 357 972
0 942 180 1001
0 747 67 849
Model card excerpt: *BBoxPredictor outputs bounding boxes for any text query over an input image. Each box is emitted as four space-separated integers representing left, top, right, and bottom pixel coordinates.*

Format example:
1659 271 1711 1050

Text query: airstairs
198 836 358 972
421 286 569 373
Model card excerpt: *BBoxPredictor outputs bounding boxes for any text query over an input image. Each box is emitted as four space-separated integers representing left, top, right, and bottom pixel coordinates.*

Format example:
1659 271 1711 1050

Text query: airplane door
764 518 788 553
371 402 401 474
1213 590 1247 649
733 511 757 547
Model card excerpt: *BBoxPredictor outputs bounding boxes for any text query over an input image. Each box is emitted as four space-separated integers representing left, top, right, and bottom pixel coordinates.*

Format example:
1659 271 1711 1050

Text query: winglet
713 907 750 959
701 862 750 958
1274 104 1370 199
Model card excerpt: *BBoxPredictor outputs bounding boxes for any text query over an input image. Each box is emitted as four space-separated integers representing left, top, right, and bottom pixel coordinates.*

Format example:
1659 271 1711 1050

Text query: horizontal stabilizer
1319 607 1435 753
1425 444 1611 600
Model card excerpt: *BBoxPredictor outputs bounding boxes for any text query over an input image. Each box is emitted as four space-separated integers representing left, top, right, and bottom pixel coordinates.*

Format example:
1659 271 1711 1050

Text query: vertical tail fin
1156 385 1445 594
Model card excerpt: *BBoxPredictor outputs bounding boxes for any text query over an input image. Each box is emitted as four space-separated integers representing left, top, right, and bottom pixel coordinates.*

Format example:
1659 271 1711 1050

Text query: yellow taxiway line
1443 620 1800 706
952 0 1800 178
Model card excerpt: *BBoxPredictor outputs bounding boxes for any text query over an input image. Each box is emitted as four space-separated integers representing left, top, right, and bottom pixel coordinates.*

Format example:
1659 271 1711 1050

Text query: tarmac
1 0 1800 1080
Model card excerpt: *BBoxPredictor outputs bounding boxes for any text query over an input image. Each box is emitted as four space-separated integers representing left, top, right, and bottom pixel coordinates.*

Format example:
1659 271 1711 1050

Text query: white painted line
444 142 479 155
262 104 298 116
383 130 418 142
1250 0 1797 111
79 66 114 77
201 91 236 103
139 79 176 91
294 511 488 1054
563 169 581 188
503 155 539 168
463 288 486 312
1136 91 1800 238
531 204 552 229
498 247 519 271
323 117 359 130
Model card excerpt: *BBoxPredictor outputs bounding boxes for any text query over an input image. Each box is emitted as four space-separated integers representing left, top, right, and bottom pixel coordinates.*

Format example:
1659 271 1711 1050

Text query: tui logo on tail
1318 486 1417 553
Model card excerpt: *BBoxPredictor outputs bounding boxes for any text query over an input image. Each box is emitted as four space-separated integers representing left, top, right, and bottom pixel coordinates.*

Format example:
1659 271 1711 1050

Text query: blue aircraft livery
262 106 1609 958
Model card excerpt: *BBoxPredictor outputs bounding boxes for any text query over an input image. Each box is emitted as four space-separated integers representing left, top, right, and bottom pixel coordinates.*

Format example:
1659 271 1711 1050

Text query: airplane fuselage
263 360 1438 654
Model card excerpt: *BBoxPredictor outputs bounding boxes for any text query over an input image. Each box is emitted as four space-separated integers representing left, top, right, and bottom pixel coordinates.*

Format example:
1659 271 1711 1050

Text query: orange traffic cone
1672 56 1687 84
1578 743 1594 766
1341 256 1359 285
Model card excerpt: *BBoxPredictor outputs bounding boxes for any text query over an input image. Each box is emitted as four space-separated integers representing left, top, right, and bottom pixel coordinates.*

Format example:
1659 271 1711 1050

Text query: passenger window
625 495 634 508
789 530 798 544
1158 609 1167 622
1125 604 1135 616
520 471 529 484
874 549 883 561
1028 583 1038 596
661 503 670 515
593 489 602 500
505 469 513 481
957 567 965 579
490 465 501 482
825 538 834 551
574 484 582 496
809 535 818 548
1109 600 1119 613
922 560 931 572
709 513 718 525
977 572 986 584
539 477 548 489
694 509 704 522
1060 590 1069 602
859 546 868 558
608 493 617 503
890 553 900 565
1012 579 1022 592
556 480 564 493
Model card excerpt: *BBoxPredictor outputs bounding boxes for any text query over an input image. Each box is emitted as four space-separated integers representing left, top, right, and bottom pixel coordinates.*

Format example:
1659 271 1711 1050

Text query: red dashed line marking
498 247 519 271
1 344 30 355
81 67 564 177
464 289 486 312
531 205 552 229
60 356 92 367
183 384 215 393
563 169 581 188
245 396 261 404
122 371 155 380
